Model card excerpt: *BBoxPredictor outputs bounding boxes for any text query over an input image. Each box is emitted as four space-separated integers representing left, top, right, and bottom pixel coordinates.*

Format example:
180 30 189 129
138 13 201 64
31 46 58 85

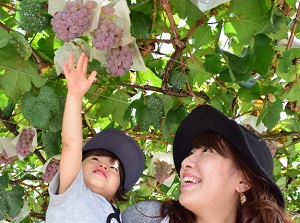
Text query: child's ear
236 179 251 193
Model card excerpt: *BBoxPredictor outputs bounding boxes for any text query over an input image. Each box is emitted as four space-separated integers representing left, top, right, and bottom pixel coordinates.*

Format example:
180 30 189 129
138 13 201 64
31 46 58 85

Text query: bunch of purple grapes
51 0 97 42
106 45 134 76
154 160 173 184
0 150 13 165
15 128 36 157
91 5 124 51
43 158 60 183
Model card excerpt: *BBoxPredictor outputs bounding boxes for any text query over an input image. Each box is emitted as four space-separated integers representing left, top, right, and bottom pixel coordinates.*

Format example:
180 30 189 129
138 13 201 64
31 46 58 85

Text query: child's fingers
82 56 88 74
76 53 86 71
87 71 97 85
68 54 75 69
63 61 69 75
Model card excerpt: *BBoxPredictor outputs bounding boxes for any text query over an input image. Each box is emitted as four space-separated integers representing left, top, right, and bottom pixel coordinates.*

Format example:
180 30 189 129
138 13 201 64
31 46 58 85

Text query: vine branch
0 110 18 136
119 82 209 100
287 4 300 48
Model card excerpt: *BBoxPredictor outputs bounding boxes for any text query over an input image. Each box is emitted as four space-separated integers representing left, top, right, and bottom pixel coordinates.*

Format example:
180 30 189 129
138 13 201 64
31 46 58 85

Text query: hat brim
173 105 285 207
83 128 144 192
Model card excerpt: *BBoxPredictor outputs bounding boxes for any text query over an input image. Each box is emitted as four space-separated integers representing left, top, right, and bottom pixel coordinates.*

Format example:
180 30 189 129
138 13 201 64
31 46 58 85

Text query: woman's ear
236 179 251 193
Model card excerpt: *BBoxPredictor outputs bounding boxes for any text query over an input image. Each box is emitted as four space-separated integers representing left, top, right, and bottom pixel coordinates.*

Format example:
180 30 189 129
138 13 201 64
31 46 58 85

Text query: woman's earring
240 192 247 205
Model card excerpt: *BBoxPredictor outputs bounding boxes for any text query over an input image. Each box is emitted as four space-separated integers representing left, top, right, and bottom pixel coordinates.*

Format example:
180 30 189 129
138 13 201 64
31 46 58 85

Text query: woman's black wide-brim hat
82 128 145 192
173 105 285 208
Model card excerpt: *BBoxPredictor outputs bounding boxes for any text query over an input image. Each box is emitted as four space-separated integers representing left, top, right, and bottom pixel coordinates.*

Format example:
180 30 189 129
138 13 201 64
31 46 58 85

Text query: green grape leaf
0 27 12 48
204 53 223 74
0 90 9 110
191 26 214 48
282 80 300 102
22 87 63 130
17 0 50 33
136 68 162 87
258 98 282 129
172 0 203 23
130 11 152 39
224 0 271 44
139 183 153 197
0 5 10 24
0 44 46 100
124 96 145 127
162 106 187 138
168 71 187 91
99 91 130 128
1 102 15 119
9 30 32 60
250 34 273 75
0 173 9 191
30 101 52 129
0 201 6 220
221 49 252 81
187 58 210 86
0 185 24 218
38 86 60 113
264 14 289 40
238 84 260 103
141 94 164 131
48 96 65 132
42 130 61 158
278 50 293 73
156 94 174 116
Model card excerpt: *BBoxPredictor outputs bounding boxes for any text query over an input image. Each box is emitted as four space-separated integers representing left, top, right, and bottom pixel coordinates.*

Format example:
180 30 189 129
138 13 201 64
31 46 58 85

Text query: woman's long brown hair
161 132 294 223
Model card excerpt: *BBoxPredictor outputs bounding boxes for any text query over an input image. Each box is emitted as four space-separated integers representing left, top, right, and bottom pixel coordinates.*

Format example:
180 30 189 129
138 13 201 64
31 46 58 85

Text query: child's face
82 155 121 201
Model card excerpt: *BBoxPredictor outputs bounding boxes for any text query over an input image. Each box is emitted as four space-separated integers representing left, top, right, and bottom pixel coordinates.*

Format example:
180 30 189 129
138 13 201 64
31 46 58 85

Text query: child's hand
63 53 97 97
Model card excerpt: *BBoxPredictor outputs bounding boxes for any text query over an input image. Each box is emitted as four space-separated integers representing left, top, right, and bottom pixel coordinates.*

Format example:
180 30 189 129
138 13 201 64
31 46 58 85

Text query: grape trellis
0 0 300 221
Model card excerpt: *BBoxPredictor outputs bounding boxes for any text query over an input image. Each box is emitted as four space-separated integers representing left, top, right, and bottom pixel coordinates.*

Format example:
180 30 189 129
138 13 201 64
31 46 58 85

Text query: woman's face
179 146 244 217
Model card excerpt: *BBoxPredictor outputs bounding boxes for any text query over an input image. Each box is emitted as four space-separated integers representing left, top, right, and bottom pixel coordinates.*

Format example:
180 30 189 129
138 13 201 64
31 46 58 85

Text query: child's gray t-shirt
122 200 165 223
46 168 121 223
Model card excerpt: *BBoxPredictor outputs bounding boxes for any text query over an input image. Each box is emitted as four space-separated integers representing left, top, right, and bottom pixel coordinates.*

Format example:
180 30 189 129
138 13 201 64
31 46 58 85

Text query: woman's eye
188 151 194 156
92 157 99 161
203 147 212 152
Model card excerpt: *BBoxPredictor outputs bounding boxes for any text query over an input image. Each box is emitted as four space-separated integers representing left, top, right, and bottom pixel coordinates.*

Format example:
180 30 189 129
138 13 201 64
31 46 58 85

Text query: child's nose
98 163 108 170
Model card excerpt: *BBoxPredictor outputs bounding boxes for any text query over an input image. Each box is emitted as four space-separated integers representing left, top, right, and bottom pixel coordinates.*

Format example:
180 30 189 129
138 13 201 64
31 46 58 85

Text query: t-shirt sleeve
121 200 164 223
48 168 86 206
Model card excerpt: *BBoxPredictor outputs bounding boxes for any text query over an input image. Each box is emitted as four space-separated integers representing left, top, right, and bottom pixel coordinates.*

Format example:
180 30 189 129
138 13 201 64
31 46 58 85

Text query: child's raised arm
58 53 97 194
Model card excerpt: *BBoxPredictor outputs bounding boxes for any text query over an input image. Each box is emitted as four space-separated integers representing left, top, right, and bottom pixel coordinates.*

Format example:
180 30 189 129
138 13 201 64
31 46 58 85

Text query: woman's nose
181 155 194 169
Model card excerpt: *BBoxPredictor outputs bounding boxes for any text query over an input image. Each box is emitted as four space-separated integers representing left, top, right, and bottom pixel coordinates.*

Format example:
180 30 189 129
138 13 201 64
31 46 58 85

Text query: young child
45 53 145 222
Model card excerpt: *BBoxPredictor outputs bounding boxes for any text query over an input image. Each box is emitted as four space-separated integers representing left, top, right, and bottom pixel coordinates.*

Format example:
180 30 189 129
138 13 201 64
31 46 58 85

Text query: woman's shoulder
122 200 164 223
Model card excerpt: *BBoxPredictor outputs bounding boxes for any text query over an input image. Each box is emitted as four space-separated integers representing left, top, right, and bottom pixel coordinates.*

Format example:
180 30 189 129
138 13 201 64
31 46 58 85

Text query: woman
122 105 294 223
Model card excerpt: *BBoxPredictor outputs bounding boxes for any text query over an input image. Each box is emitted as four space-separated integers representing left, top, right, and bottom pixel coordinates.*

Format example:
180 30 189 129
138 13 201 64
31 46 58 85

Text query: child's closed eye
91 157 99 161
110 166 118 172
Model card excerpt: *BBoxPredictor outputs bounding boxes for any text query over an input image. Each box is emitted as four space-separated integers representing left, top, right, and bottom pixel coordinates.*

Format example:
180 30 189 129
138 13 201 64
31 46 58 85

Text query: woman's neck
193 203 238 223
